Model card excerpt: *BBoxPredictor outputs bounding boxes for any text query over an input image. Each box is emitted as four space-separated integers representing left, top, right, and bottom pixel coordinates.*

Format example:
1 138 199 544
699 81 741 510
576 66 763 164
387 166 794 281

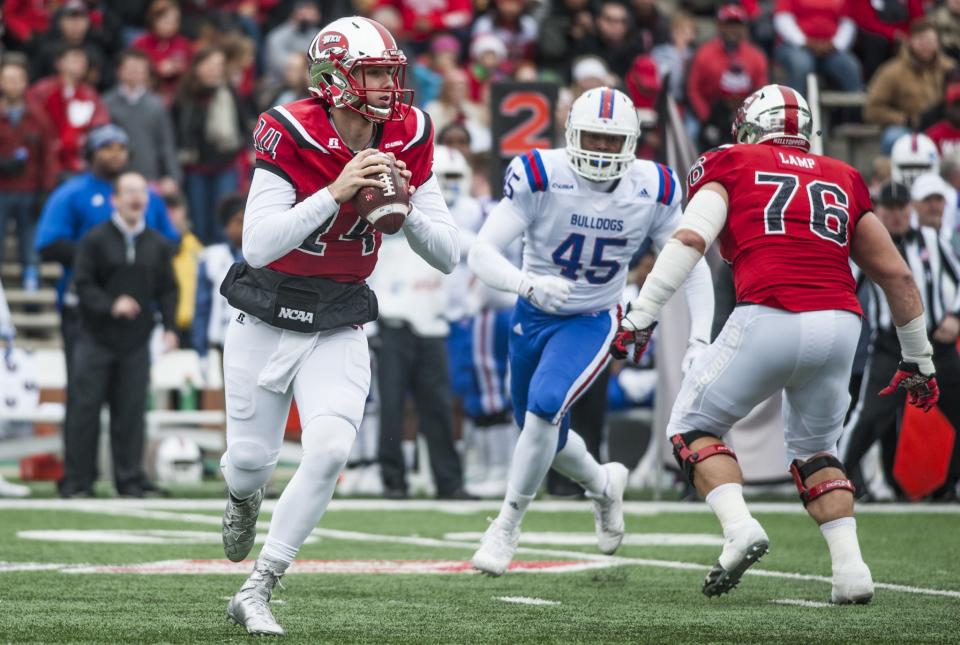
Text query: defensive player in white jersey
467 87 715 575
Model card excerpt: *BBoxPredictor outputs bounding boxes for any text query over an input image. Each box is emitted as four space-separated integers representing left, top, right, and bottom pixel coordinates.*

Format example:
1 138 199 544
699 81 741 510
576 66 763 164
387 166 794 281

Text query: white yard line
16 503 959 600
771 598 834 608
2 498 960 515
498 596 561 606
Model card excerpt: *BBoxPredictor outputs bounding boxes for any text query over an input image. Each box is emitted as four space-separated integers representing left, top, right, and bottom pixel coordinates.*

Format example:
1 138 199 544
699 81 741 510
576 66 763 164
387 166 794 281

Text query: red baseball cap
717 3 749 23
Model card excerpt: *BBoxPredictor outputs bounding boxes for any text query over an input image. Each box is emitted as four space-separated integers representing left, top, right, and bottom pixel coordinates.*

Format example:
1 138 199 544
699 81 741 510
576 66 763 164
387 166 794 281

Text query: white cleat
0 474 30 498
226 557 286 636
588 462 629 555
471 519 520 576
831 561 874 604
703 518 770 597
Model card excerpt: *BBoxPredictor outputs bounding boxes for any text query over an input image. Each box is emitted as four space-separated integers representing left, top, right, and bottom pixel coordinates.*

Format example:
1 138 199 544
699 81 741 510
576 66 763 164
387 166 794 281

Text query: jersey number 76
756 172 850 246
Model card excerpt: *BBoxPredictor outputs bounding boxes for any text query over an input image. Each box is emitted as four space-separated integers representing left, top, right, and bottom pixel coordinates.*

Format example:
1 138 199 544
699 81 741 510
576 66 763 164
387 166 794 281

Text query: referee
844 180 960 501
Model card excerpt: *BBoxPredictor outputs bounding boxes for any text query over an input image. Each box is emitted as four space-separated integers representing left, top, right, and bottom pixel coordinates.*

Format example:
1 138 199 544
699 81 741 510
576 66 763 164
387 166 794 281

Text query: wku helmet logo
314 31 348 55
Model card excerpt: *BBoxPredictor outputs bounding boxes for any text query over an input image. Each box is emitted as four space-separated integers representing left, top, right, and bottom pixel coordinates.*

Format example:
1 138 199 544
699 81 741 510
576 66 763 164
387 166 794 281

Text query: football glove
878 361 939 412
610 305 657 363
517 274 572 314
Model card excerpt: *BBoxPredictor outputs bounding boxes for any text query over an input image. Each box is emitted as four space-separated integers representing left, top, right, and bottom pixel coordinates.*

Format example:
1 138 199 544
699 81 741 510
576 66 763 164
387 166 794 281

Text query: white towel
257 328 320 393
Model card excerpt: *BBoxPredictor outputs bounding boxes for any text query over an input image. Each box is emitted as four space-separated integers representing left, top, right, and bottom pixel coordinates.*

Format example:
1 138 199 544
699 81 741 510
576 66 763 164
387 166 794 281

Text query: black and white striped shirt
857 226 960 351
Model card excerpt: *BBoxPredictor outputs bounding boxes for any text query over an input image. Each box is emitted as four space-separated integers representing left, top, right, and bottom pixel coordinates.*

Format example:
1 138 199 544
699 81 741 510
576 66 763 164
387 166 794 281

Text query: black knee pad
670 430 737 486
789 453 855 506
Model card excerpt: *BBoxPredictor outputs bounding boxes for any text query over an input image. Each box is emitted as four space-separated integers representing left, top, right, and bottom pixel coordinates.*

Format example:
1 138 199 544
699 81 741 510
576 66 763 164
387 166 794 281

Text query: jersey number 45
552 234 627 284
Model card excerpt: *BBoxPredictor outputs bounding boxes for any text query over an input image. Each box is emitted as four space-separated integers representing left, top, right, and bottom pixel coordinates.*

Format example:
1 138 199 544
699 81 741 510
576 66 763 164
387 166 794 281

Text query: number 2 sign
490 82 557 199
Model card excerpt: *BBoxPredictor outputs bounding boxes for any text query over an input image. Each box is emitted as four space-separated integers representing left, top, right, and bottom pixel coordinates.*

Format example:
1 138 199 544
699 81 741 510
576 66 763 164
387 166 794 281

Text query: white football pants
220 313 370 499
667 305 861 464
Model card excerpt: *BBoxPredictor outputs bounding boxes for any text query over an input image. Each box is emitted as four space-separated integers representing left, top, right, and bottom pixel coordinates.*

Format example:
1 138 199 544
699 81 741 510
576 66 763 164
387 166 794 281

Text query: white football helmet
732 84 813 151
307 16 412 122
433 145 472 207
565 87 640 182
891 133 941 188
154 436 203 486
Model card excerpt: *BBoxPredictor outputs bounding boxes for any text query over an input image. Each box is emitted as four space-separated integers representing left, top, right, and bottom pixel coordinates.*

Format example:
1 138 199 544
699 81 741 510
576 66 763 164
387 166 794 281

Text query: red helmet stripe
777 85 799 136
360 17 397 51
911 134 918 152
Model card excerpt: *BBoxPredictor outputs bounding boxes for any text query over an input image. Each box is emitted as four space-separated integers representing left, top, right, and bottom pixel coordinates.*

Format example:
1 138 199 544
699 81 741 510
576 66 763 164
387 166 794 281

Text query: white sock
496 412 558 528
820 517 864 570
705 482 752 533
551 430 607 496
261 415 356 566
498 485 535 527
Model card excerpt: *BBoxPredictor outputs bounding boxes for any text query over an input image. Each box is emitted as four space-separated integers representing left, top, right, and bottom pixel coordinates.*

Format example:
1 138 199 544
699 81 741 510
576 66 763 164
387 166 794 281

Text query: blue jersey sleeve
34 185 79 252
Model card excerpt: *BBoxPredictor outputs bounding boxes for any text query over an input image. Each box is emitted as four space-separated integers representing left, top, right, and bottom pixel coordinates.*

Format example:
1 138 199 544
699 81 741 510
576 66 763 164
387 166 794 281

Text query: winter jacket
865 48 956 128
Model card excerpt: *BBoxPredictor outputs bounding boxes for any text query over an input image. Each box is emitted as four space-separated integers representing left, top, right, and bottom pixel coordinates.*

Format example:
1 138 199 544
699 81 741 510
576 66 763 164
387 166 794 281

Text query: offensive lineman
612 85 939 603
468 87 715 575
219 17 459 635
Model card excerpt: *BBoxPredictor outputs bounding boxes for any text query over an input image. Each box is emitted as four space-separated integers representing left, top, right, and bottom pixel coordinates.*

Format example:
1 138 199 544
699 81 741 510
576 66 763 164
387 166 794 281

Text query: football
352 156 409 234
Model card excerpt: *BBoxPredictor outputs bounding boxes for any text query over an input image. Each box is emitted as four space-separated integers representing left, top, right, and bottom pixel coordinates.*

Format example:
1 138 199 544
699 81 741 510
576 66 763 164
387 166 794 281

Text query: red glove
610 321 657 363
879 361 940 412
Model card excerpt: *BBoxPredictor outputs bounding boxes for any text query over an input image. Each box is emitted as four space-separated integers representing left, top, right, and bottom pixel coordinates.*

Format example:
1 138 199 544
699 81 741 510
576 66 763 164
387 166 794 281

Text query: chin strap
789 453 855 506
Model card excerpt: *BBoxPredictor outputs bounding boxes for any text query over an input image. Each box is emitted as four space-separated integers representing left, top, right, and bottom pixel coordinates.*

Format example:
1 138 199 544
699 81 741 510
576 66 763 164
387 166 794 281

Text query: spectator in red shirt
0 56 58 290
26 44 109 175
2 0 51 49
774 0 863 93
847 0 925 82
132 0 194 104
926 82 960 160
686 4 768 145
376 0 473 56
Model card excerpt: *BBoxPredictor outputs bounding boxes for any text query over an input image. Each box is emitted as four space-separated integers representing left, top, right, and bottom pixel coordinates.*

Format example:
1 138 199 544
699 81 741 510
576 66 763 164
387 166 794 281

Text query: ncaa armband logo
253 117 282 159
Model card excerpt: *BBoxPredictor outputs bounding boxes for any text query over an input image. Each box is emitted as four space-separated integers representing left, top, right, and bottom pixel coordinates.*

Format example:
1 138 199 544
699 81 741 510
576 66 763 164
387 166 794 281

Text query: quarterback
468 87 715 575
613 85 939 603
218 17 459 635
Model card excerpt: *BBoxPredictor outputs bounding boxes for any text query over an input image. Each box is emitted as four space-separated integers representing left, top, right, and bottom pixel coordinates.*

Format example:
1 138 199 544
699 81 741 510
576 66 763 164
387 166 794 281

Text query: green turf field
0 498 958 643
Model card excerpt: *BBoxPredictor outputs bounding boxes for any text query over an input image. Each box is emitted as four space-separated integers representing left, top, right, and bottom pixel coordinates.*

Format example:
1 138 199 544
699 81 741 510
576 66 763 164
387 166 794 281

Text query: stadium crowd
1 0 959 501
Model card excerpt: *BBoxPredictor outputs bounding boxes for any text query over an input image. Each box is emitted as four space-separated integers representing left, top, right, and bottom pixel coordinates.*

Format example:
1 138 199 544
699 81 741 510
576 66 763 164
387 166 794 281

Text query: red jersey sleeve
845 164 873 248
687 145 739 200
251 110 300 187
395 107 435 188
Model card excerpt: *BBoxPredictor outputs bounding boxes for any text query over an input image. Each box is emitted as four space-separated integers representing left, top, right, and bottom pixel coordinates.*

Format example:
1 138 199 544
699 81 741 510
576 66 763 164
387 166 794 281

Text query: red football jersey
687 143 873 315
252 99 434 282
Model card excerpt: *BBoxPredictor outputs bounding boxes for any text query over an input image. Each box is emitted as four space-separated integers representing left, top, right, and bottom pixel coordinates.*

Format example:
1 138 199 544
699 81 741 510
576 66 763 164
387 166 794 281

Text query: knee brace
670 431 737 486
789 453 855 506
